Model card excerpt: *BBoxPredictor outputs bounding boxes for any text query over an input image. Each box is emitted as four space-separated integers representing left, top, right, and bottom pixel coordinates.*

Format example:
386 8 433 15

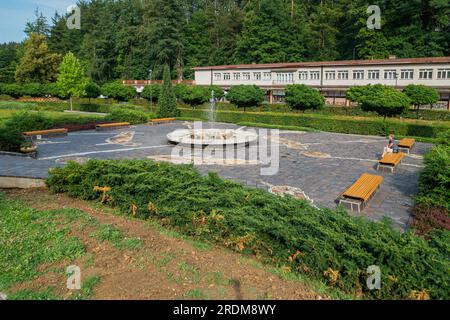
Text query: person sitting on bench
382 133 396 158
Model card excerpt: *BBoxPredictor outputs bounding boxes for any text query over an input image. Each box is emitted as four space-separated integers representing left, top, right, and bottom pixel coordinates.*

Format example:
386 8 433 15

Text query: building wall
195 63 450 89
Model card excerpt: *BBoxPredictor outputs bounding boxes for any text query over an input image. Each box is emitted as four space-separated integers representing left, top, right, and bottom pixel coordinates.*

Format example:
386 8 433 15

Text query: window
276 72 294 83
325 71 335 80
368 70 380 80
223 73 230 80
253 72 261 80
384 70 397 80
298 71 308 80
353 70 364 80
419 69 433 79
242 72 251 80
337 71 348 80
310 71 320 80
214 73 221 81
233 73 240 81
400 69 414 80
263 72 271 80
437 69 450 79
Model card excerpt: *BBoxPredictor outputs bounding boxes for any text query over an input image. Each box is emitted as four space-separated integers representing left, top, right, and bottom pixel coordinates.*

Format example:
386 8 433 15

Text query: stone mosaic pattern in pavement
0 121 431 230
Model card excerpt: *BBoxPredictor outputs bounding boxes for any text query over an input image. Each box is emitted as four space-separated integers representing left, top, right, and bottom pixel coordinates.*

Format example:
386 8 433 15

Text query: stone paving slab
0 121 431 230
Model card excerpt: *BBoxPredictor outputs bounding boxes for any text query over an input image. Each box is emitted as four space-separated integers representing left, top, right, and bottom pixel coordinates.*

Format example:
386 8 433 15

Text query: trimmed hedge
180 109 449 138
190 103 450 121
412 131 450 235
46 159 450 299
1 111 105 133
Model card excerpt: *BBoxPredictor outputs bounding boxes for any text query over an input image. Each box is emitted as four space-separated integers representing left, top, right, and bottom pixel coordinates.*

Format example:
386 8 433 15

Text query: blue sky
0 0 75 43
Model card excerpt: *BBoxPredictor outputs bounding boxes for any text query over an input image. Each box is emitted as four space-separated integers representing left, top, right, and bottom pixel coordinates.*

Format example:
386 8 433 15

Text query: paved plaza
0 121 431 230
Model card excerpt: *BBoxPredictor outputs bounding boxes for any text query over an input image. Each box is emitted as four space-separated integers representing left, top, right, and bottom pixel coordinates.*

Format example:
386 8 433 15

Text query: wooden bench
95 122 130 131
339 173 383 212
397 138 415 154
22 128 68 139
150 118 176 125
377 152 405 173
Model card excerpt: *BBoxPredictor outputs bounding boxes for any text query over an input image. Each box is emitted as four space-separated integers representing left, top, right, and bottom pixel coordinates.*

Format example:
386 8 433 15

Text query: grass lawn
0 109 105 121
0 192 148 300
0 193 85 299
0 188 337 300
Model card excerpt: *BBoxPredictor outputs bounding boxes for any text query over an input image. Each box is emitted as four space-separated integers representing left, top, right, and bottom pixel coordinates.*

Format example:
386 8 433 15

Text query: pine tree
0 42 20 83
15 33 61 83
24 8 50 37
234 0 287 63
157 65 179 118
143 0 185 79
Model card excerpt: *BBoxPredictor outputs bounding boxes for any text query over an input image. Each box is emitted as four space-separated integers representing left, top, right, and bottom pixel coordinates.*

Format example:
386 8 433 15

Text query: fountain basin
167 129 258 147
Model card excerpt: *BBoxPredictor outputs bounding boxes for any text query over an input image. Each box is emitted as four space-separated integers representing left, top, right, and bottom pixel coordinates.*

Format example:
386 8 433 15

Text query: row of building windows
213 68 450 82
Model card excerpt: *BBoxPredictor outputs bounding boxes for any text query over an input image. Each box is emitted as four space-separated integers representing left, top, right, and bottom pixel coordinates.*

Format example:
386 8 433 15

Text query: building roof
192 57 450 71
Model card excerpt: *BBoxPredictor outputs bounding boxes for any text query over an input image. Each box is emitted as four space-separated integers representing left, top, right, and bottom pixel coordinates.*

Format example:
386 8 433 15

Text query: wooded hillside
1 0 449 83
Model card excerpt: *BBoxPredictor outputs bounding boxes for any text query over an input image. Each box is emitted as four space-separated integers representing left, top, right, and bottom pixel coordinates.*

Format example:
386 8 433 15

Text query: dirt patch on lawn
4 188 327 300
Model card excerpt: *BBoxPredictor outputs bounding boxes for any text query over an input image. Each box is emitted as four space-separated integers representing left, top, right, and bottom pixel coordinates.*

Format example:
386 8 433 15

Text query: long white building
193 56 450 108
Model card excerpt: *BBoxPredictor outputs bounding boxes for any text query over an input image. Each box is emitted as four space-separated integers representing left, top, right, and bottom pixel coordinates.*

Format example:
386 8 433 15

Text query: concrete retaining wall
0 176 46 189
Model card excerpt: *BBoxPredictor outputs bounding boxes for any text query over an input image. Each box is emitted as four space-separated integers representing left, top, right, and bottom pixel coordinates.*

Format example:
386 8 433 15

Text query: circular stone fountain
167 128 258 147
168 90 258 148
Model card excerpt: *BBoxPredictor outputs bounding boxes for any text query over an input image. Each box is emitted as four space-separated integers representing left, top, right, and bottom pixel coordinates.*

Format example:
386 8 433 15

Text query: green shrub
141 84 161 103
84 81 101 100
101 82 136 102
285 84 325 111
0 127 25 152
173 84 189 101
210 85 224 99
21 83 44 97
2 84 23 98
346 85 385 104
42 83 63 98
0 94 13 101
105 108 149 124
46 159 450 299
361 86 411 118
416 145 450 211
404 85 440 110
227 85 265 111
413 131 450 235
3 111 55 133
181 86 210 106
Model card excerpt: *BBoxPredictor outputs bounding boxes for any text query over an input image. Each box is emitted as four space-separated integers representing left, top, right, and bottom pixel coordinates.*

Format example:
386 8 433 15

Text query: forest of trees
0 0 449 84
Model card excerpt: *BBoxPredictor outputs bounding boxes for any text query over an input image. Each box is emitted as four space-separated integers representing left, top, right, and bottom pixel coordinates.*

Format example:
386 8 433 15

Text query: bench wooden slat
23 128 68 136
96 122 130 128
398 138 415 149
379 152 405 166
150 118 176 124
342 173 383 202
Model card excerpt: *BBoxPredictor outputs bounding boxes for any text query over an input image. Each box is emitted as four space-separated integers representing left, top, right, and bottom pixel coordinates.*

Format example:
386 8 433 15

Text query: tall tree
143 0 185 79
157 65 179 117
57 52 88 110
0 42 21 83
24 8 50 37
48 12 83 56
234 0 289 63
306 0 342 61
15 33 61 84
